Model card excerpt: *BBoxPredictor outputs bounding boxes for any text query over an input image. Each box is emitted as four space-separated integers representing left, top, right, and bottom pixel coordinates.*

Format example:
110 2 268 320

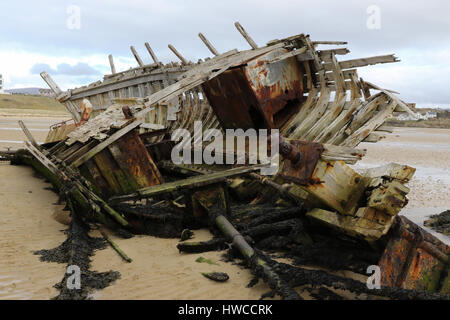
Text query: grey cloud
30 62 101 76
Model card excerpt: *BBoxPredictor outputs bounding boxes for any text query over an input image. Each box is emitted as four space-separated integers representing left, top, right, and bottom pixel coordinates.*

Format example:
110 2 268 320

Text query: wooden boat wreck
11 22 449 299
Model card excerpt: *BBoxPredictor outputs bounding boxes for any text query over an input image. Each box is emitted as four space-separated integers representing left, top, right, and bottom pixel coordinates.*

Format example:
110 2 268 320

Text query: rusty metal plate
278 139 324 185
202 47 304 130
379 216 449 292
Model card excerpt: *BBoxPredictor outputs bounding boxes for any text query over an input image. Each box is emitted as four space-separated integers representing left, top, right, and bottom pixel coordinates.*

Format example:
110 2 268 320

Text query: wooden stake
234 22 258 49
130 46 144 67
100 230 132 263
198 33 219 56
168 44 188 65
18 120 39 149
108 54 116 74
144 42 159 64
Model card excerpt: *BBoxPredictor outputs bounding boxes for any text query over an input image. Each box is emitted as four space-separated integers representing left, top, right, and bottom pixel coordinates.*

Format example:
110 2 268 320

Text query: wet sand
0 118 449 299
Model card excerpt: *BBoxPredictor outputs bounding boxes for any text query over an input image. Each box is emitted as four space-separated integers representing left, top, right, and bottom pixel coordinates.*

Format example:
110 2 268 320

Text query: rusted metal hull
379 216 449 293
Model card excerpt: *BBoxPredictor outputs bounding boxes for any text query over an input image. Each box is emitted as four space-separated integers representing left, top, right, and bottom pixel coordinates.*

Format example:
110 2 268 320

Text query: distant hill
5 87 43 95
0 93 69 116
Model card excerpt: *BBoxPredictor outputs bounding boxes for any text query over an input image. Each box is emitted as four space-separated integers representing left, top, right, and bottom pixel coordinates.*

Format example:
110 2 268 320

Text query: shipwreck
6 22 449 300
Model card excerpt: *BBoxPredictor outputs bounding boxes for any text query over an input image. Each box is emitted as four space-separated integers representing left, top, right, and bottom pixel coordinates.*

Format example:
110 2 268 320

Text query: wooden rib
234 22 258 49
144 42 159 64
330 52 346 94
168 44 188 65
108 54 116 74
344 94 388 135
130 46 144 67
341 100 397 147
198 33 219 56
301 92 347 141
315 98 361 144
363 81 417 118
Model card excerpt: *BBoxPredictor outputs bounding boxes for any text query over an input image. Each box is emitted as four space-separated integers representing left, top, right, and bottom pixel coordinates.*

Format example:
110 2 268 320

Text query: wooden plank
362 163 416 182
342 100 397 147
234 22 258 49
109 165 265 203
297 159 368 216
323 54 399 71
268 47 307 64
71 120 142 167
92 150 124 195
318 48 350 60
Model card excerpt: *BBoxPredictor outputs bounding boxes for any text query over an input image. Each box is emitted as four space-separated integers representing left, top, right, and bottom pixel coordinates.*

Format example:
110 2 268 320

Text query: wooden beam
234 22 258 49
268 47 307 64
130 46 144 67
198 33 219 56
144 42 160 64
108 54 116 74
313 41 348 45
323 54 399 71
109 165 265 203
40 71 62 95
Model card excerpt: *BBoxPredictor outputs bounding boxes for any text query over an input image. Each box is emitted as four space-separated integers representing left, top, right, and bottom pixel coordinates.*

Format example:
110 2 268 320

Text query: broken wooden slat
18 120 40 149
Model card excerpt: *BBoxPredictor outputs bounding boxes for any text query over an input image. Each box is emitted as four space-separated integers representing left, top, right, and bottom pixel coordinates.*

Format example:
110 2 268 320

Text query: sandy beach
0 118 449 300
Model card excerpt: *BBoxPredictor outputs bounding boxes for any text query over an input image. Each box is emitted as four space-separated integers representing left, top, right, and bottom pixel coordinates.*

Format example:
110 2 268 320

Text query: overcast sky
0 0 449 108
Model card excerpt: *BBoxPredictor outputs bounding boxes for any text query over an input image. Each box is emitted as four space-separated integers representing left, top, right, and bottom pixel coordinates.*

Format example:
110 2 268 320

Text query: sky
0 0 449 108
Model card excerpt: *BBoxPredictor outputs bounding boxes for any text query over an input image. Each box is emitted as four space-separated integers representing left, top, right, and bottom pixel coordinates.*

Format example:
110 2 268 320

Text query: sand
0 117 449 299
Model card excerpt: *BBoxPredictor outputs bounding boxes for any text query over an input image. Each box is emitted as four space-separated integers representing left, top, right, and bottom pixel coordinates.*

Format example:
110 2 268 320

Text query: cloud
30 62 101 76
0 0 449 107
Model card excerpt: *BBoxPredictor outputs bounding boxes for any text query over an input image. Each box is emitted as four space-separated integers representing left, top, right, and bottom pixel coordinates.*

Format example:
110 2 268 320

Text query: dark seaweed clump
34 213 120 300
424 210 450 236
